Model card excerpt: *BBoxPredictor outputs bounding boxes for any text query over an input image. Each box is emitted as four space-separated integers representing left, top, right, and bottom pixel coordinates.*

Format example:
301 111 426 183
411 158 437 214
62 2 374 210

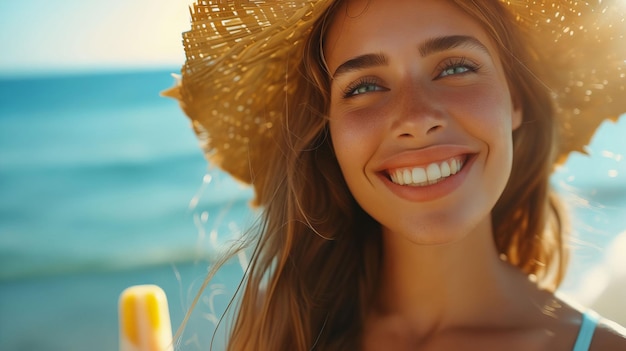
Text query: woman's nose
390 82 447 139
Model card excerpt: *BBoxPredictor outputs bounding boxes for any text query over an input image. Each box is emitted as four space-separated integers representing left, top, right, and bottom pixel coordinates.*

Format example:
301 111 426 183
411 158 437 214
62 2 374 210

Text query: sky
0 0 194 77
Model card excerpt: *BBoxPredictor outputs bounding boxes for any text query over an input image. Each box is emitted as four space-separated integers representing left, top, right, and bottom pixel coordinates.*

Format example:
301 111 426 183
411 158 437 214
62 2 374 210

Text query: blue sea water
0 70 624 350
0 70 256 281
0 70 259 350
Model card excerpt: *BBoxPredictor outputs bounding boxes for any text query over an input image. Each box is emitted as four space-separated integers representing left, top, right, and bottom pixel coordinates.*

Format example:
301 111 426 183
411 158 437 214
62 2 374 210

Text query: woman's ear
510 93 523 131
512 105 523 131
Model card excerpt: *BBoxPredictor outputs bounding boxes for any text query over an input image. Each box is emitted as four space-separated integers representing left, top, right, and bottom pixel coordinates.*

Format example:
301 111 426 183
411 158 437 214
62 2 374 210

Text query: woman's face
325 0 522 244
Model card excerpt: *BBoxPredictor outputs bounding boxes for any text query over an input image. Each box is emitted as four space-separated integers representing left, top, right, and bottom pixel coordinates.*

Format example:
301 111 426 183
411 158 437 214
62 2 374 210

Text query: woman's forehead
323 0 497 71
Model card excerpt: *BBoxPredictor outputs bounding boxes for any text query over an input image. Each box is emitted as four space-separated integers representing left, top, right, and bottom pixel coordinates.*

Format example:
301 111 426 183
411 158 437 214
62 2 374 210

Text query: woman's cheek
332 104 385 146
447 83 515 129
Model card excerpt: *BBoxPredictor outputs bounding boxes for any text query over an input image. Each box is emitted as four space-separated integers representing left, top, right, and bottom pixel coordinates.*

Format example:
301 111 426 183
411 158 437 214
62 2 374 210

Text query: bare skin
324 0 626 349
362 219 626 350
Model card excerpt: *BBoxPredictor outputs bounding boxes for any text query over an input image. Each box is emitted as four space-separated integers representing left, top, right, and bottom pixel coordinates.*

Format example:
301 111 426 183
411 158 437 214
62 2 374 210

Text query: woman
165 0 626 349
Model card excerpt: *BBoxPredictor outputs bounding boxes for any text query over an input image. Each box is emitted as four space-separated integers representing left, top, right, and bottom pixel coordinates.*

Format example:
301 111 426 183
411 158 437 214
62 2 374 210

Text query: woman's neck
373 217 537 336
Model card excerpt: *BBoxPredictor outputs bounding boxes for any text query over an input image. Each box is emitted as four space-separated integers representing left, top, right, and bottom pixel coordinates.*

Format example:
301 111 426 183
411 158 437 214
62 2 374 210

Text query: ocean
0 70 624 350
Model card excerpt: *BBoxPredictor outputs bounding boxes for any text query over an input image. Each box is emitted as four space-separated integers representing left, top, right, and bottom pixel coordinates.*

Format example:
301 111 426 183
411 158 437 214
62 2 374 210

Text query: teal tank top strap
572 310 600 351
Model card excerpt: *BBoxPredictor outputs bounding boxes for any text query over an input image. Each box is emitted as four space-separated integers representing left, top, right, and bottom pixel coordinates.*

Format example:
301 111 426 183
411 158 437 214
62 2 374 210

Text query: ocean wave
0 155 254 213
0 246 226 282
0 213 257 282
0 193 257 282
0 150 207 175
0 69 177 115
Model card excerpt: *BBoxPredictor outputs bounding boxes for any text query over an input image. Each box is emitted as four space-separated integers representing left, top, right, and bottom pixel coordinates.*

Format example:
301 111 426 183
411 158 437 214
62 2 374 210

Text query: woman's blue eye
440 65 471 77
351 84 382 96
437 58 480 79
343 78 387 98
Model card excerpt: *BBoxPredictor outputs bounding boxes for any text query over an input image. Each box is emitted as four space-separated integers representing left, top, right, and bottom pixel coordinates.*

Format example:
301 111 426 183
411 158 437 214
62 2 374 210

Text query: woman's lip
377 153 478 202
375 145 477 171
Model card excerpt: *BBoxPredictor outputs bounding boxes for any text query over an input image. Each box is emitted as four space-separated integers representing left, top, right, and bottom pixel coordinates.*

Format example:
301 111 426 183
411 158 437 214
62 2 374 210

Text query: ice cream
119 285 173 351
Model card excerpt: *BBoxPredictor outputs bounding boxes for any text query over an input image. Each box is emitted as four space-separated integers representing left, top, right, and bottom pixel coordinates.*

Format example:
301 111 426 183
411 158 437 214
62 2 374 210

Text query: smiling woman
326 2 523 247
0 0 192 76
164 0 626 350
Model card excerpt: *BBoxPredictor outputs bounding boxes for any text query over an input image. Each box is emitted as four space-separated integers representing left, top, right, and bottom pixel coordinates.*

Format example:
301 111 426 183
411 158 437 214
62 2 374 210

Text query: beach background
1 2 625 351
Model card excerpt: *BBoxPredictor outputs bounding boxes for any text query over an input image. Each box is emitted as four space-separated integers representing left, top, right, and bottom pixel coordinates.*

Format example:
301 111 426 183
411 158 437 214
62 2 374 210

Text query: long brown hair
198 0 568 349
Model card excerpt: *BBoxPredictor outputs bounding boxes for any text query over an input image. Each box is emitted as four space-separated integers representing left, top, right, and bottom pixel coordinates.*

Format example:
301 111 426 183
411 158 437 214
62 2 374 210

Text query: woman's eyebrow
331 35 490 79
332 53 388 79
418 35 491 57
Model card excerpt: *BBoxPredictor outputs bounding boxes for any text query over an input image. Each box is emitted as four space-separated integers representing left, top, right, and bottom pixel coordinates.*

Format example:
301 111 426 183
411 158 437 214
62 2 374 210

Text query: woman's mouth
387 155 467 187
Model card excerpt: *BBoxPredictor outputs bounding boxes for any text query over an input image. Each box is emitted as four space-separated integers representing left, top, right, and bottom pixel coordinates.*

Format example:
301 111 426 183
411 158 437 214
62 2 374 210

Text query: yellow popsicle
119 285 173 351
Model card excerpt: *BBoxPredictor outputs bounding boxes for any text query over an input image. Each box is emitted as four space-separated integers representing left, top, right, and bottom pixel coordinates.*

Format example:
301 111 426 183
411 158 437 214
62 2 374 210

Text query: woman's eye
440 65 471 77
436 58 480 79
351 84 383 96
343 78 387 98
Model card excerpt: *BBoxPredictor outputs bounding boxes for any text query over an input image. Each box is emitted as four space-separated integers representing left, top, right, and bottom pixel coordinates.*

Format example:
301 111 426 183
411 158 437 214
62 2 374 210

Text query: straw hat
164 0 626 198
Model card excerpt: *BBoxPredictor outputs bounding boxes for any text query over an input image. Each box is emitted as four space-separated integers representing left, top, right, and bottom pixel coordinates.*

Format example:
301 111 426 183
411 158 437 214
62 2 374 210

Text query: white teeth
450 159 458 174
411 167 427 184
426 163 441 181
403 169 412 185
440 161 451 177
389 157 465 186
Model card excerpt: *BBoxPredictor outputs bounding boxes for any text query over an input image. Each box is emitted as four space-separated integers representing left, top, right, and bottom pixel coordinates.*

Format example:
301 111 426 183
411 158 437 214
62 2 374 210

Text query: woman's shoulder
588 317 626 351
523 291 626 351
553 294 626 350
